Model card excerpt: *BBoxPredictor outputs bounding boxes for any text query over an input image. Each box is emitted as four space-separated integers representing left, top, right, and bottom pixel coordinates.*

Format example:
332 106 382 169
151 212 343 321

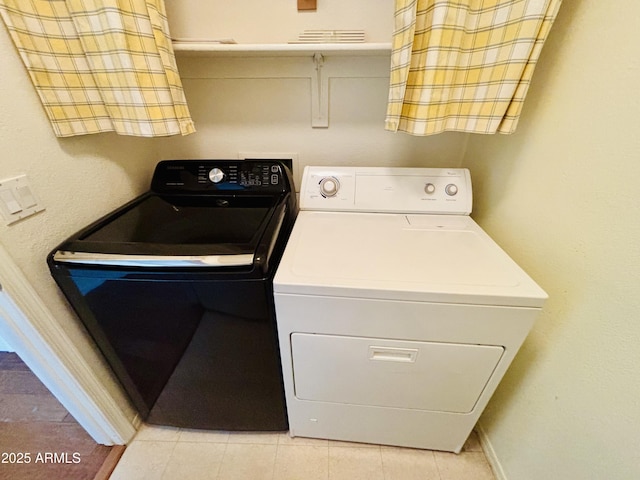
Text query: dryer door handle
368 346 418 363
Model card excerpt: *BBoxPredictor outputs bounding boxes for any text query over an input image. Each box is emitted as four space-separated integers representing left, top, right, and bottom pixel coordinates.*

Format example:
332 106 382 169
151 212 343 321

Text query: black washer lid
83 195 274 246
54 194 279 268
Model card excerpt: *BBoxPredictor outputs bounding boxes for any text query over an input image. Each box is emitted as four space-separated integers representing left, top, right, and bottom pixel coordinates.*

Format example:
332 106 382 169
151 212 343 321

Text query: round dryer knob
445 183 459 196
319 177 340 197
424 183 436 194
208 168 225 184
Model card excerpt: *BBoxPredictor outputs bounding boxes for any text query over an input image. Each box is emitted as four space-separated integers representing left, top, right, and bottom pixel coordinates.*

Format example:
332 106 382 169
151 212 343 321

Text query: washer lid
82 195 274 246
273 211 547 307
54 194 282 268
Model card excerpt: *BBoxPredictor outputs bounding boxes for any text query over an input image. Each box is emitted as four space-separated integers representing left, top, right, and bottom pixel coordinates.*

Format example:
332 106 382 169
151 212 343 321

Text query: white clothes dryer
273 166 546 453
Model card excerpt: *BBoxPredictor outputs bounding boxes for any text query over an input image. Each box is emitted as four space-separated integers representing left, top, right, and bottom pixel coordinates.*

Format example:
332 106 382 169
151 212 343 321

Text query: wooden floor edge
93 444 127 480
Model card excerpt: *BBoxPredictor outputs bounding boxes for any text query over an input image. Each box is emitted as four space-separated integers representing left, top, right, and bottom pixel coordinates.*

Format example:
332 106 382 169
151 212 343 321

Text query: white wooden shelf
172 41 392 57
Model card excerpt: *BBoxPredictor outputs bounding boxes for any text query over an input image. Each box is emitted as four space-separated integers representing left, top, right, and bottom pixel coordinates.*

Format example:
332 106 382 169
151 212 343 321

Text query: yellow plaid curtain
386 0 561 135
0 0 195 137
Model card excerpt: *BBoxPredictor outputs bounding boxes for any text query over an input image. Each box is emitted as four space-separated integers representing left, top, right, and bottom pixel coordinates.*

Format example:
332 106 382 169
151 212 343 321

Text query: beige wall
156 55 469 186
165 0 394 43
0 25 159 418
160 0 467 175
464 0 640 478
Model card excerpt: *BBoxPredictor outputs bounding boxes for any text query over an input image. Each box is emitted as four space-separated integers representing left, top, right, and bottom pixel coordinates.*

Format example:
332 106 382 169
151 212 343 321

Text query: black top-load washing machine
48 160 297 431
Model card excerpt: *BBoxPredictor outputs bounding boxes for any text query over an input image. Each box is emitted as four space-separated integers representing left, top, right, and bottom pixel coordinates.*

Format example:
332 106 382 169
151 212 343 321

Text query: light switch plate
0 175 45 225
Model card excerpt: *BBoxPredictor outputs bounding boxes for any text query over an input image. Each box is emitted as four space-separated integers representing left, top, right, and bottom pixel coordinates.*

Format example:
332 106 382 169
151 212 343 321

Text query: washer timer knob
208 167 225 184
319 177 340 197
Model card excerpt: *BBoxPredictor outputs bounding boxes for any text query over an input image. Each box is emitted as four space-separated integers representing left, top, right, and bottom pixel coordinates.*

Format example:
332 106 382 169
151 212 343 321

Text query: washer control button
208 168 225 184
319 177 340 197
424 183 436 194
445 183 459 196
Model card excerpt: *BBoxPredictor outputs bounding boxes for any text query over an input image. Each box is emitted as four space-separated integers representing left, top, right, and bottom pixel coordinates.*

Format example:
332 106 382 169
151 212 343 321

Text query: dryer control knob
445 183 459 196
424 183 436 194
320 177 340 197
209 168 225 184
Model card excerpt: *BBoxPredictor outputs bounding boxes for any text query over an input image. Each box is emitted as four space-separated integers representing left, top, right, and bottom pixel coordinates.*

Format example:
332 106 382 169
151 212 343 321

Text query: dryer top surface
274 210 547 307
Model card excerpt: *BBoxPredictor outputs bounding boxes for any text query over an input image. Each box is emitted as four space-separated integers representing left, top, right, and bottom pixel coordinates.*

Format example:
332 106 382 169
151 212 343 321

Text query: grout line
214 441 229 480
157 439 180 480
326 440 332 480
377 445 386 479
271 441 279 480
433 449 443 480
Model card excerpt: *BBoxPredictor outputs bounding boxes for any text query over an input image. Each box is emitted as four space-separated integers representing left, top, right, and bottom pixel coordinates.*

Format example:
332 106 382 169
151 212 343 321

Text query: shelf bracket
311 53 329 128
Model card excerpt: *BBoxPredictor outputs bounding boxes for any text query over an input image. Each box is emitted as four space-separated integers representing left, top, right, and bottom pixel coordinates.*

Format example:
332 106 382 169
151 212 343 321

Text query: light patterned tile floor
110 425 496 480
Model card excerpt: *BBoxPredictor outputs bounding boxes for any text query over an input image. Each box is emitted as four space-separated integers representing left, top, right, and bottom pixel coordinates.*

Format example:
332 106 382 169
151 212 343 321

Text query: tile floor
110 425 496 480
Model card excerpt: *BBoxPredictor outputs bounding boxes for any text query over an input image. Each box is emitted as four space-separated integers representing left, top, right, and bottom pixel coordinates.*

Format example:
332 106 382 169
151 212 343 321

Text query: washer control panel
300 166 472 215
151 160 291 194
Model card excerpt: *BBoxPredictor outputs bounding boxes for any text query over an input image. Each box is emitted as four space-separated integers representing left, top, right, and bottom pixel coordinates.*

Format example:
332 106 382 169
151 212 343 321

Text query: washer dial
319 177 340 197
445 183 459 196
209 167 225 184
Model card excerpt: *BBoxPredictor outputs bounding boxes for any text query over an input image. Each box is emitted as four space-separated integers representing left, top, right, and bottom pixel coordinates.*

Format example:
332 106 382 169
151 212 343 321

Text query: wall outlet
0 175 45 226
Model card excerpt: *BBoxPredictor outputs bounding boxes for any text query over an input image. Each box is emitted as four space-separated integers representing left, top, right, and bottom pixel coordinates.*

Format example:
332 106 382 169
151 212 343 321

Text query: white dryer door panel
291 333 504 414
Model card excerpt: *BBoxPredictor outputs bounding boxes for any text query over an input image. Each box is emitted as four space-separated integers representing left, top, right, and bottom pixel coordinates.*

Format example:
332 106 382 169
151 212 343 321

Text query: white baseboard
476 421 507 480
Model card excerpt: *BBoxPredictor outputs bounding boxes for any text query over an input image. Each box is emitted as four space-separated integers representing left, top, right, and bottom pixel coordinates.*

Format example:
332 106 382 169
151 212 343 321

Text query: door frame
0 244 137 445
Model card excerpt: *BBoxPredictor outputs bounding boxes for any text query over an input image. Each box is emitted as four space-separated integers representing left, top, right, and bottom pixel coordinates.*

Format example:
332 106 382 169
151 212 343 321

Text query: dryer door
291 333 504 414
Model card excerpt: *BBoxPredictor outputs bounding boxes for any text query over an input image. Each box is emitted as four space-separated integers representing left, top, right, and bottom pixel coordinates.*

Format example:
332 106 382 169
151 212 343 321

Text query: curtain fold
385 0 561 136
0 0 195 137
